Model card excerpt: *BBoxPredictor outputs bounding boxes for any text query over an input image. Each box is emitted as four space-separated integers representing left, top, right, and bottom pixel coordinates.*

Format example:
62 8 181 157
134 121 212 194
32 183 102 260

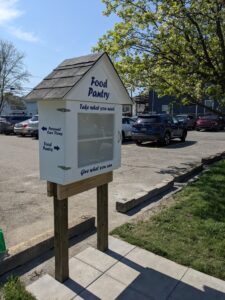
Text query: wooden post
54 196 69 282
97 183 108 251
48 173 112 281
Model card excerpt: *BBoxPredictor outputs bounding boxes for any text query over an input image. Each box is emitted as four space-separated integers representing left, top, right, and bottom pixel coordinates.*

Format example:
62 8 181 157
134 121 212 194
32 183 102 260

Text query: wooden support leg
97 183 108 251
54 197 69 282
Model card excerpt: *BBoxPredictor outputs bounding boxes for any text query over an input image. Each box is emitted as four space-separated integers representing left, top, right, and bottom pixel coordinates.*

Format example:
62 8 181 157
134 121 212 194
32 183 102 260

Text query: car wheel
196 127 200 131
180 130 187 142
161 132 170 146
136 140 142 146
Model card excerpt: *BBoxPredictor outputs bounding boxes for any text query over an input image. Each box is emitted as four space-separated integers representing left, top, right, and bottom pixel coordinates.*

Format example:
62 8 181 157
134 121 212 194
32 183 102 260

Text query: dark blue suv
132 114 187 146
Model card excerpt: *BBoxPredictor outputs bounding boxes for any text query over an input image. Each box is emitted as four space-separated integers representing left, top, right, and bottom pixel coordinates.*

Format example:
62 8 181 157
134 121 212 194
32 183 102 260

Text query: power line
30 75 43 79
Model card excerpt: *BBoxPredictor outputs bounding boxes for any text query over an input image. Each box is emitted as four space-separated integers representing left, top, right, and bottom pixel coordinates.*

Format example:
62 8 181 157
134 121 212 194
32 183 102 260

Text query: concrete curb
116 179 174 213
116 152 225 214
0 215 95 276
173 162 203 183
201 151 225 165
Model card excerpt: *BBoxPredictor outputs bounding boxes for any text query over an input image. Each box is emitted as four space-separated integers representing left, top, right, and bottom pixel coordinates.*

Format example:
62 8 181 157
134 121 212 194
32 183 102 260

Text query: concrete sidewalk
27 237 225 300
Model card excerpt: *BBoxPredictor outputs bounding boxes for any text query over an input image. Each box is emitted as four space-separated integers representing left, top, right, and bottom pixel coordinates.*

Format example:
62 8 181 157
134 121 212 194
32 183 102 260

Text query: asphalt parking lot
1 130 225 248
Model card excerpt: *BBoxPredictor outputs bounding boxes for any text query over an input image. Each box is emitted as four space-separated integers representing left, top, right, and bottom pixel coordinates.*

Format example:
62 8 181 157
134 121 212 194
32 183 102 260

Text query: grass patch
1 277 36 300
112 160 225 280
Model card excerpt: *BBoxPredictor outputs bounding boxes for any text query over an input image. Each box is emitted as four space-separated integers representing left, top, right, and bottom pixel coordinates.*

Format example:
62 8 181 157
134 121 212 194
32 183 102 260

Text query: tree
0 40 29 114
94 0 225 115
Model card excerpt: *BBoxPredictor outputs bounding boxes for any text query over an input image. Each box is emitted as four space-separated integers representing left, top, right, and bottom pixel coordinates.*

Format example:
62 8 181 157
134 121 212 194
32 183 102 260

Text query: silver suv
27 115 39 137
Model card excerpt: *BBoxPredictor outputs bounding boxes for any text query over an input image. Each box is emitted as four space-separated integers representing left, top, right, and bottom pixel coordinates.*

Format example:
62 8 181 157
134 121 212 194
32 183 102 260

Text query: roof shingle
26 52 104 100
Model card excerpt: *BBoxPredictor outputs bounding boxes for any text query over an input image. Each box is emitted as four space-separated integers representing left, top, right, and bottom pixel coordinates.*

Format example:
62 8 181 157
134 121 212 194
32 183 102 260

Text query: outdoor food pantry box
26 52 132 185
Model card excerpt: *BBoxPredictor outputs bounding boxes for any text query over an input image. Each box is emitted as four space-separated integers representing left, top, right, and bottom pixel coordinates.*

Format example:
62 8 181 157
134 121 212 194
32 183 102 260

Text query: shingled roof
26 52 104 100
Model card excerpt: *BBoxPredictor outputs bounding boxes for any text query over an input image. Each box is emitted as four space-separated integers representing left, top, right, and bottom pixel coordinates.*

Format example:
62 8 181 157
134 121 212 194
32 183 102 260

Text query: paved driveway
1 131 225 247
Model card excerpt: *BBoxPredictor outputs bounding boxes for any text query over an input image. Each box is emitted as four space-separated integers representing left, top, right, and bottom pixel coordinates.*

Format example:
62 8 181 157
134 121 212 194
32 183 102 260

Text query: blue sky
0 0 118 94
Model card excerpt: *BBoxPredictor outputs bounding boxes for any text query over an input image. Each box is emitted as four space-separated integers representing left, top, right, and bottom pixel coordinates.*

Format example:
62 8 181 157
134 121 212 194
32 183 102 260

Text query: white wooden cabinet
27 53 132 185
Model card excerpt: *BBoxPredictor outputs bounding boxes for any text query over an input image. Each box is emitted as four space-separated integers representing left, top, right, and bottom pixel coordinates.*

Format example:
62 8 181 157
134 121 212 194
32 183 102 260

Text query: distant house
0 94 27 116
122 103 133 116
133 91 217 116
24 99 38 116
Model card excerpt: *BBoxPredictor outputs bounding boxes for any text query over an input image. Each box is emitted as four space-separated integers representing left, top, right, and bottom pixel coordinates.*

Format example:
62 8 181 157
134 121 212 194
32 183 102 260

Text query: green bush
2 277 36 300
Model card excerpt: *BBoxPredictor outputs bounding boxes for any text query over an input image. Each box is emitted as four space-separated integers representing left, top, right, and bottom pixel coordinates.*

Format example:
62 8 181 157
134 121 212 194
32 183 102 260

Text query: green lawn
1 277 36 300
112 160 225 280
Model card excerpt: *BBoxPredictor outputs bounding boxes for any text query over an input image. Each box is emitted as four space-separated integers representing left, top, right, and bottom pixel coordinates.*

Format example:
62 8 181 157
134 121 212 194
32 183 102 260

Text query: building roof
26 53 104 101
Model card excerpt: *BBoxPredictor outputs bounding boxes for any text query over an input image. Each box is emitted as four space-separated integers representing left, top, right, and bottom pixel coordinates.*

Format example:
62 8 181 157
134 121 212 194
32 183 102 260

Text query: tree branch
184 11 219 76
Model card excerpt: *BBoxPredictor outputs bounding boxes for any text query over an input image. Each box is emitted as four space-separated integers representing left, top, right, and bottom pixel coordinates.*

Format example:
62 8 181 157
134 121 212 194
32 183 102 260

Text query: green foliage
112 160 225 280
2 277 36 300
95 0 225 113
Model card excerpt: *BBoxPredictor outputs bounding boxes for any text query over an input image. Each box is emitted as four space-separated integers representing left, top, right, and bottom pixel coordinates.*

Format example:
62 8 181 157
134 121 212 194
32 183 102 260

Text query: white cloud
0 0 22 25
8 26 40 43
0 0 41 43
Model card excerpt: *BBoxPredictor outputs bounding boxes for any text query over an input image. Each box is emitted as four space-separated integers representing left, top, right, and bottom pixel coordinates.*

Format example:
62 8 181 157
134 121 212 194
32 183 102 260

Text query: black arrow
42 126 47 131
54 146 60 151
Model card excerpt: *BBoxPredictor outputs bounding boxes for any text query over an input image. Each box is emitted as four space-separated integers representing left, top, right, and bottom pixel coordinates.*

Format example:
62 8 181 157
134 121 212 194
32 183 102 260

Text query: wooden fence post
54 196 69 282
97 183 108 251
48 173 112 282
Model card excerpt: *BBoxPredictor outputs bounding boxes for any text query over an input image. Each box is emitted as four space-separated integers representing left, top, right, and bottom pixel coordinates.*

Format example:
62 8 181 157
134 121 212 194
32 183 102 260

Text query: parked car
130 116 138 122
175 114 196 130
27 115 39 138
0 115 30 135
132 114 187 146
122 116 135 142
14 117 33 136
196 115 225 131
0 117 7 133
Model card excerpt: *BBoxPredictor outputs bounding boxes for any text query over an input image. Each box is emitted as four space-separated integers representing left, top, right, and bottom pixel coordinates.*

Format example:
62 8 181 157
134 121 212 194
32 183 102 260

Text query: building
0 94 27 116
24 99 38 116
133 91 217 116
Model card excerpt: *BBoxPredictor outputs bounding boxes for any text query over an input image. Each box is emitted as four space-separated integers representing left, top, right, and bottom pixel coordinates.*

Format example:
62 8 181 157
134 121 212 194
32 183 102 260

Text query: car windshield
131 116 138 122
137 116 161 124
10 116 30 122
31 115 38 121
176 116 187 121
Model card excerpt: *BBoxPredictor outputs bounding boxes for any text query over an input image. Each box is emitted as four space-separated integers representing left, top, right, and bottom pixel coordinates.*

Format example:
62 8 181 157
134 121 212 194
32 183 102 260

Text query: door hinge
57 108 71 112
57 165 71 171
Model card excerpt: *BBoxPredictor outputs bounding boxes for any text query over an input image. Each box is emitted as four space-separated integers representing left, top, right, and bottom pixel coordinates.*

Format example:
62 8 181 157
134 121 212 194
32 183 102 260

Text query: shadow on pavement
56 248 225 299
65 278 101 299
122 140 135 145
138 140 197 149
168 140 197 148
0 228 96 284
107 250 225 300
158 161 200 177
